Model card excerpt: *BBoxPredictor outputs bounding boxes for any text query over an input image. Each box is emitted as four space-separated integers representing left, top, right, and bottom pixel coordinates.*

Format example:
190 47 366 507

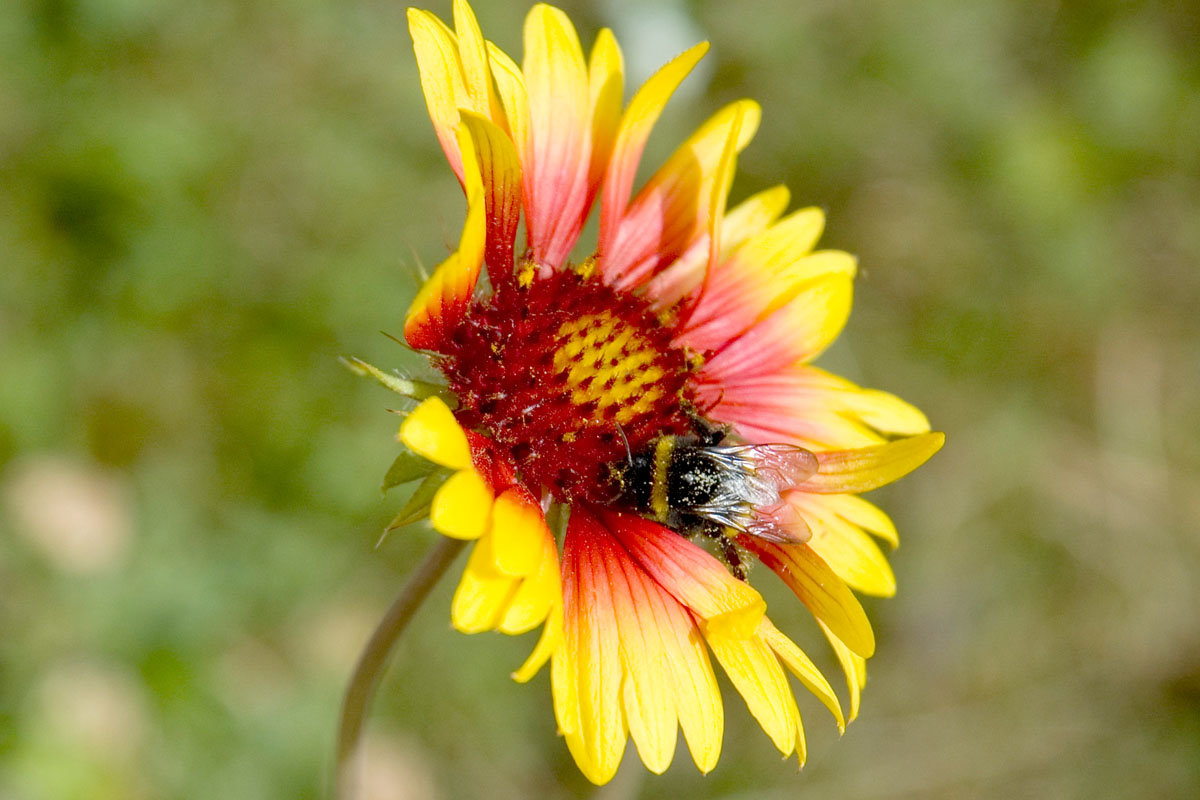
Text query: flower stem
334 536 467 799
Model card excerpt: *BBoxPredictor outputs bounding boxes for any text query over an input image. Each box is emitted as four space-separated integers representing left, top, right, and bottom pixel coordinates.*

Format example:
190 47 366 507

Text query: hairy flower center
440 271 698 502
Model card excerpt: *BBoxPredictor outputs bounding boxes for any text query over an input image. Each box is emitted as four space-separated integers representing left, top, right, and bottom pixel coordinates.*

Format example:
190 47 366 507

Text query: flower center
552 313 669 426
439 271 697 503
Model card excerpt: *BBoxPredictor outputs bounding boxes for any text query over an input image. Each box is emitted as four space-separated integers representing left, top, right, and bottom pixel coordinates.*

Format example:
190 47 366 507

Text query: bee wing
744 500 812 544
744 444 819 491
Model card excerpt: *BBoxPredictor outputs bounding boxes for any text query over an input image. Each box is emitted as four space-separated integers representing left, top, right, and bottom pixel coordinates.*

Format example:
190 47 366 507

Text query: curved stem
334 536 467 800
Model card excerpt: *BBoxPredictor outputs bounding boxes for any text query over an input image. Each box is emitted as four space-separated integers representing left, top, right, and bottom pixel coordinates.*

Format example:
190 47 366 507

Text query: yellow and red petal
458 111 523 273
596 42 709 264
605 541 679 773
604 100 760 289
698 271 854 383
683 206 857 344
702 365 931 451
602 510 765 637
555 508 727 780
521 4 592 266
646 588 723 774
556 513 627 784
409 8 469 179
645 184 791 309
403 150 486 351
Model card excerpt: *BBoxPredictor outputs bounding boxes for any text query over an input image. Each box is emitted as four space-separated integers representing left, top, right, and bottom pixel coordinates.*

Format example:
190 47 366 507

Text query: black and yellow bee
607 427 817 578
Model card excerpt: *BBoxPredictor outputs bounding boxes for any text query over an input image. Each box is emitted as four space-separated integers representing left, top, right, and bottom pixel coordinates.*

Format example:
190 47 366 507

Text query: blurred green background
3 0 1199 797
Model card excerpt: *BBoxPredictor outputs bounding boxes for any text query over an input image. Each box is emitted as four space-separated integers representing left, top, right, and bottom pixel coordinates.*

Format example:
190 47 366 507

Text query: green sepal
341 356 454 404
381 446 434 493
385 467 453 532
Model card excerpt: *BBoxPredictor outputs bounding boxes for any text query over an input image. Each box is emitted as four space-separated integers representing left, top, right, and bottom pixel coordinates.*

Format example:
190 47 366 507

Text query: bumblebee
607 429 818 578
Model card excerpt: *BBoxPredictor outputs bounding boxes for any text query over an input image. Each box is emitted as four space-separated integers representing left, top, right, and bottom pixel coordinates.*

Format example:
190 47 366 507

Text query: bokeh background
3 0 1199 797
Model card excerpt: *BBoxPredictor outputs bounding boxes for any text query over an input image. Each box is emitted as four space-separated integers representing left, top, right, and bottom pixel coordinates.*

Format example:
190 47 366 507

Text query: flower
376 0 943 784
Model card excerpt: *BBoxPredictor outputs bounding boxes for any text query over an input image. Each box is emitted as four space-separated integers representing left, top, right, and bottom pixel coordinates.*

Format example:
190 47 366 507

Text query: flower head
378 0 943 784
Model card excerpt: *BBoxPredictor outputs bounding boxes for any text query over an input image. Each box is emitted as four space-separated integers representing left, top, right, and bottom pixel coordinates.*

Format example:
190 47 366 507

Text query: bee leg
720 537 749 582
700 525 750 581
682 402 730 445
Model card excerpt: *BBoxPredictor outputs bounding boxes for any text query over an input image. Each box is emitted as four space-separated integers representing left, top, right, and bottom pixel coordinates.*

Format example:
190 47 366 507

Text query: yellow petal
430 469 493 540
737 206 826 275
760 619 845 733
499 531 560 634
397 397 472 470
775 272 855 363
700 102 747 296
821 493 900 547
452 0 504 125
487 42 529 160
587 28 624 198
451 534 520 633
748 540 876 658
513 602 562 682
550 619 579 733
802 432 945 494
705 627 800 757
796 711 808 768
489 488 550 577
796 496 897 597
408 8 468 179
820 621 867 723
837 386 932 438
721 185 791 260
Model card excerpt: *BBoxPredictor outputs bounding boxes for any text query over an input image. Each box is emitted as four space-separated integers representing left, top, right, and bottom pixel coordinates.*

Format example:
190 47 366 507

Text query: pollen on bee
437 270 696 502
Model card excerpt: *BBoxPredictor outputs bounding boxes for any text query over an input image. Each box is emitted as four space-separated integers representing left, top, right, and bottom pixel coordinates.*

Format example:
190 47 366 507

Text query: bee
607 426 818 579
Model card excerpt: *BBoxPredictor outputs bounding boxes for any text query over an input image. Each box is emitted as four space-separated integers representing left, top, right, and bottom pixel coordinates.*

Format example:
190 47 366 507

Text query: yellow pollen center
553 312 667 426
